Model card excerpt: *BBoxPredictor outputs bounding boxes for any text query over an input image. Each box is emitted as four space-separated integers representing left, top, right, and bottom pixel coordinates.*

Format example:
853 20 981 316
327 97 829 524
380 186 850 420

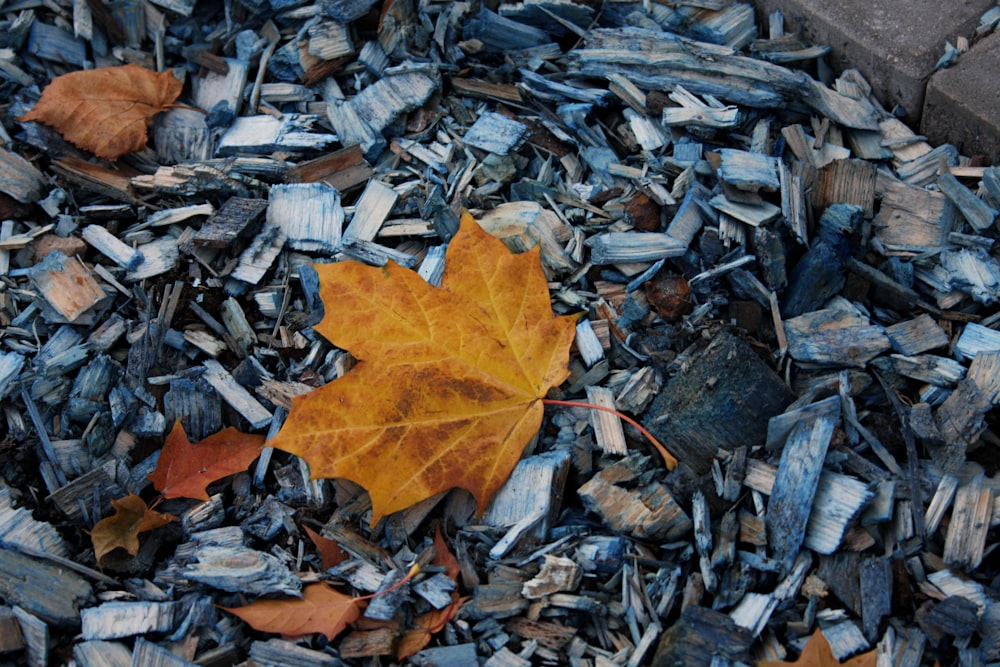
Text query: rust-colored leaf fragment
90 494 175 563
269 214 578 522
432 525 461 582
304 525 349 570
221 582 363 640
19 64 183 160
759 630 876 667
396 594 466 660
148 421 266 501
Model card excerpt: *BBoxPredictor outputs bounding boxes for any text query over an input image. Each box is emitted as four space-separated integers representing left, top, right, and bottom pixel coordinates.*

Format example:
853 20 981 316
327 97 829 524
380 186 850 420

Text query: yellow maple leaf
269 213 578 522
760 629 876 667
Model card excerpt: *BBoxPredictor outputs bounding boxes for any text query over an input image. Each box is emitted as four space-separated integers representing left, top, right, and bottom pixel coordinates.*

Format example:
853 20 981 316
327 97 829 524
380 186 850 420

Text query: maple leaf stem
164 102 207 114
541 399 678 469
355 564 422 602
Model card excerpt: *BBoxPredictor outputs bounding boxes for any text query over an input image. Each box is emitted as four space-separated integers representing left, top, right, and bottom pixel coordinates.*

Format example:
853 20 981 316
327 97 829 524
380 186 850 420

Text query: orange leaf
269 214 578 522
433 525 461 582
19 64 183 160
759 630 876 667
396 594 466 660
90 493 175 563
221 582 363 640
304 525 349 570
149 421 266 501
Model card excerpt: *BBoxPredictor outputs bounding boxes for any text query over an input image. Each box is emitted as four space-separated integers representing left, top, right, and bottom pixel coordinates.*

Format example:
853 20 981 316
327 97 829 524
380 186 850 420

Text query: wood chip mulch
1 1 1000 666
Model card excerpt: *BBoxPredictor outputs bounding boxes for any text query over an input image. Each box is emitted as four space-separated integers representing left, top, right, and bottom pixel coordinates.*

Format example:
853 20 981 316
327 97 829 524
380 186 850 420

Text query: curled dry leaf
396 594 466 660
304 525 349 570
89 493 175 563
221 582 364 640
19 64 183 160
759 629 876 667
432 525 461 582
148 421 266 501
270 214 578 522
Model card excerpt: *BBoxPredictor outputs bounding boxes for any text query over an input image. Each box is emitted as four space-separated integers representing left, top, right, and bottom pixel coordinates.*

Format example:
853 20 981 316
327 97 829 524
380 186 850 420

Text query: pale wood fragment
485 450 571 541
81 601 178 641
937 171 997 230
709 194 781 226
785 309 890 367
885 314 949 355
125 238 178 282
230 226 286 285
250 638 340 667
585 385 626 456
267 183 343 253
81 225 143 270
219 114 337 156
890 354 965 387
578 454 691 541
200 359 272 429
478 201 576 277
28 251 107 323
193 57 248 116
0 147 45 203
586 232 686 265
0 548 92 625
340 180 398 245
767 418 834 570
716 149 778 192
954 322 1000 360
73 640 132 667
943 470 992 570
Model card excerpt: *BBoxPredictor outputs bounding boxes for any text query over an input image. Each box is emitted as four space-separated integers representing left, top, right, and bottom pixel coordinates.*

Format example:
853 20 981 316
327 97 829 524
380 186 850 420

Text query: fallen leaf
269 214 578 522
396 594 465 660
433 525 461 582
221 581 364 640
90 494 175 563
759 630 876 667
304 525 350 570
19 64 183 160
149 421 266 501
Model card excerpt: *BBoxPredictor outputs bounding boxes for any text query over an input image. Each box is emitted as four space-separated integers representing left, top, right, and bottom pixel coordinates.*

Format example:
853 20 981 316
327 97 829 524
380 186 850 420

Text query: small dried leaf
759 630 876 667
222 582 363 640
90 494 175 563
149 421 266 500
19 64 183 160
432 525 460 582
304 525 349 570
270 215 578 522
396 594 465 660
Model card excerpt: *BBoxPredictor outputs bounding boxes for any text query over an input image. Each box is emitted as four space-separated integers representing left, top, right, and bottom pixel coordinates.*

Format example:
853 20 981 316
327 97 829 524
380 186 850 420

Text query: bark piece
645 331 793 473
0 548 93 626
577 454 691 541
651 606 752 667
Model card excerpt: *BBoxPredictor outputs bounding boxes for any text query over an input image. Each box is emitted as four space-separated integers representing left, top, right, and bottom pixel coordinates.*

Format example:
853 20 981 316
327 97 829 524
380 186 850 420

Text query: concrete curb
750 0 1000 162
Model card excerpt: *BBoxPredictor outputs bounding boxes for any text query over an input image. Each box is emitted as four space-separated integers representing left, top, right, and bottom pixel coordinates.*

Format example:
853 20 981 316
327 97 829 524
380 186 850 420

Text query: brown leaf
759 630 876 667
269 214 578 522
396 594 465 660
148 421 266 501
221 582 364 640
304 525 349 570
432 525 460 582
89 494 175 563
19 64 183 160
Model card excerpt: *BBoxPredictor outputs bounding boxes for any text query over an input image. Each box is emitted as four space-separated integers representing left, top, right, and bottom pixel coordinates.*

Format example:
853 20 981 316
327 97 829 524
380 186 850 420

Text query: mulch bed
1 1 999 666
